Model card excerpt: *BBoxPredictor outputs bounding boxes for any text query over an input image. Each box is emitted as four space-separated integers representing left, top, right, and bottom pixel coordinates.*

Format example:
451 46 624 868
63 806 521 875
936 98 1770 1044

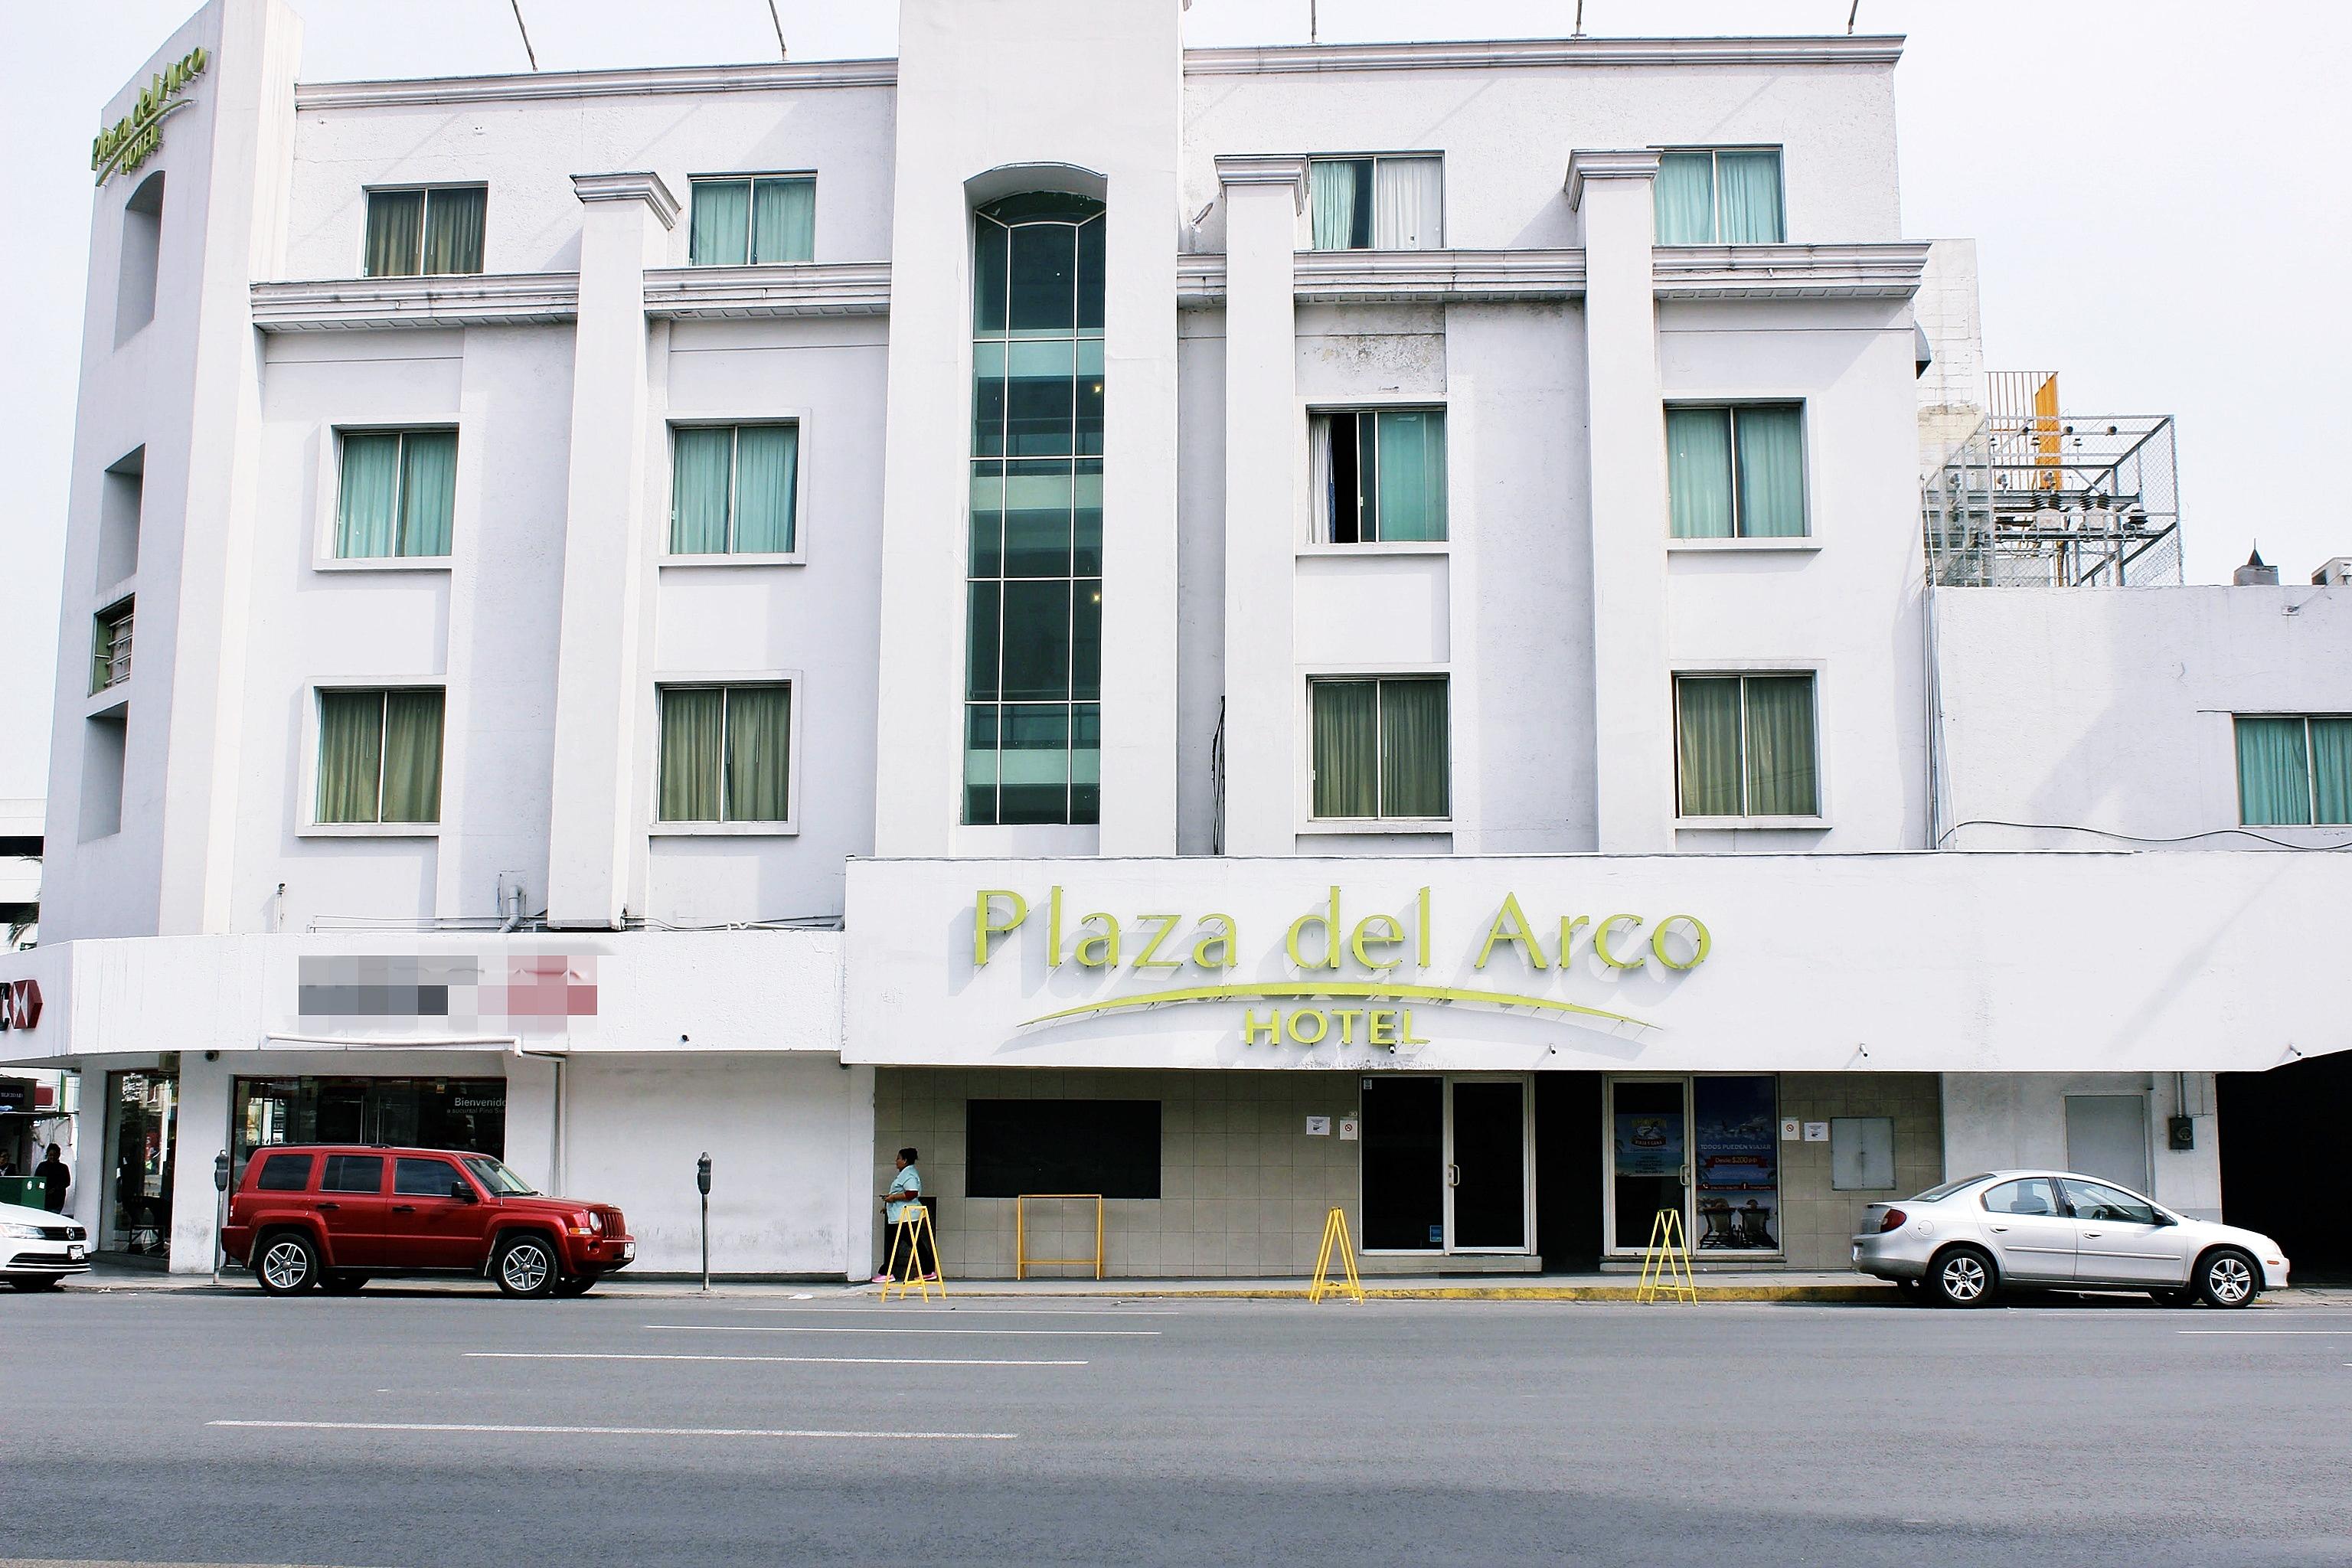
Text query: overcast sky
3 0 2347 801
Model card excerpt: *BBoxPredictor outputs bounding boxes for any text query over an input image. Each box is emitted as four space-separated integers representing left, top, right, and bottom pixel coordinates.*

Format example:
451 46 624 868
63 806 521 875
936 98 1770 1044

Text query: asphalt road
4 1286 2350 1567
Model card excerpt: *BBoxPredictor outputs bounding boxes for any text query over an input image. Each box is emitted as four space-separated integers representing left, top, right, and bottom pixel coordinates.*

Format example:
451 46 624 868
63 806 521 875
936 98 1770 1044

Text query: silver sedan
1851 1170 2289 1308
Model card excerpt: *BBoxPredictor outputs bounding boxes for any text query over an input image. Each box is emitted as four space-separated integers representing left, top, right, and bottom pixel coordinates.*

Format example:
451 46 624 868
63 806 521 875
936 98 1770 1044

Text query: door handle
2082 1231 2102 1239
1989 1224 2010 1233
317 1202 340 1211
392 1205 416 1214
1446 1164 1461 1187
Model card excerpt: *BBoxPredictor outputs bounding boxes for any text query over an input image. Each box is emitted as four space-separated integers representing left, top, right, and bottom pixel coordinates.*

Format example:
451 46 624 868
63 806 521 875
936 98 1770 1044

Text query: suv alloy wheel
494 1233 560 1298
255 1232 321 1295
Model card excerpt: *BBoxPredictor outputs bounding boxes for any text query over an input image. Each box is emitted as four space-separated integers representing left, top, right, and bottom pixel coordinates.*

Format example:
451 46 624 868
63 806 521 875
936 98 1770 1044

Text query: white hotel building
6 0 2347 1281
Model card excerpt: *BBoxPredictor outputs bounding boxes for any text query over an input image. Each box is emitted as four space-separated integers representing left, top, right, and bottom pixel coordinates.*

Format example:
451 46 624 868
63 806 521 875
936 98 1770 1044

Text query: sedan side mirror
451 1182 479 1204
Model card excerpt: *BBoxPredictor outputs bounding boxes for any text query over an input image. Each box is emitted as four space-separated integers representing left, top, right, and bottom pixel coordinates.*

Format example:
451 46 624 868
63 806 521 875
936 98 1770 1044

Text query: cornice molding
1214 153 1312 207
1564 148 1662 210
293 58 896 110
250 273 579 332
644 261 891 319
1179 248 1588 307
1652 242 1931 299
572 170 681 230
1184 36 1903 77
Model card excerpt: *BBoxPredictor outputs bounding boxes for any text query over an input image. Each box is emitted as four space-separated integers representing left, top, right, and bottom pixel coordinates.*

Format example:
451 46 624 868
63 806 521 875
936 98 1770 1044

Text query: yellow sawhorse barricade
1635 1207 1698 1303
1308 1206 1365 1304
880 1204 946 1303
1014 1193 1106 1280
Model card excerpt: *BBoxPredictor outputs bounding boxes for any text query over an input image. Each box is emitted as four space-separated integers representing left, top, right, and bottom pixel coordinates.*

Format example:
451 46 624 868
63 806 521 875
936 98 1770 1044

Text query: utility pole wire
508 0 539 70
765 0 788 60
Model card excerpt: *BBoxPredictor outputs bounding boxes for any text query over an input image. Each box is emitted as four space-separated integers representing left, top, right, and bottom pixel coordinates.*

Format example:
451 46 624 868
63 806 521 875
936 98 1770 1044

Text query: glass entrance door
1362 1077 1445 1250
1609 1078 1689 1253
1448 1079 1528 1251
1363 1076 1533 1254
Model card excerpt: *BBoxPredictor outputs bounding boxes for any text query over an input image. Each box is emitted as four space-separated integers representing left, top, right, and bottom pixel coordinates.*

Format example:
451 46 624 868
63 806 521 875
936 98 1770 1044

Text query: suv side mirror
451 1181 479 1204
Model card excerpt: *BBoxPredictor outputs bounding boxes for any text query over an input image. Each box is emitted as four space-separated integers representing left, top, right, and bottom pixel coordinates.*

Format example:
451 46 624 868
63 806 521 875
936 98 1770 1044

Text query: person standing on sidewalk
34 1143 70 1213
872 1148 937 1283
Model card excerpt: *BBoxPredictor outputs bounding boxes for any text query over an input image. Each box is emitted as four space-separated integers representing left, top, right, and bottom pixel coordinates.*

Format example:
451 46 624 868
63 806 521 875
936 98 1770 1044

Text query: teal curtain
1675 677 1743 815
336 433 402 557
659 688 725 820
724 686 792 821
733 425 798 552
1744 675 1818 815
422 187 485 274
316 691 383 823
363 190 423 277
1713 152 1785 243
2236 716 2311 825
2311 717 2352 825
689 180 751 266
1380 678 1450 818
379 691 444 823
752 178 815 262
1654 152 1715 244
1666 408 1734 539
1374 410 1447 541
1734 405 1807 537
397 431 457 556
1312 681 1378 817
670 427 734 553
1309 160 1362 251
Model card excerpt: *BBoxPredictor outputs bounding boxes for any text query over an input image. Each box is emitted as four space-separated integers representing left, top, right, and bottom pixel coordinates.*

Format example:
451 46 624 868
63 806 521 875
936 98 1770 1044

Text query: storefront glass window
231 1076 505 1183
103 1070 178 1255
1693 1075 1779 1251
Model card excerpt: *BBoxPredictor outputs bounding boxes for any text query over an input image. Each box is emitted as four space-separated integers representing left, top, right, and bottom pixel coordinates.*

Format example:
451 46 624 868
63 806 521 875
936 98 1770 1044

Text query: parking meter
697 1154 712 1195
696 1153 712 1292
211 1150 231 1285
214 1151 230 1191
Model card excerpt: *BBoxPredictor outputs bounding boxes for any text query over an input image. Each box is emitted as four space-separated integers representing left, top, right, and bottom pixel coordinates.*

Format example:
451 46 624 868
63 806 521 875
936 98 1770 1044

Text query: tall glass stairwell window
965 193 1105 826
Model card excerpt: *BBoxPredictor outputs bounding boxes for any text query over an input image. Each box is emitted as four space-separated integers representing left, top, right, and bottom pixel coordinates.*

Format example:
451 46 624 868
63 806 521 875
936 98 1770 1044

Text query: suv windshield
460 1155 537 1196
1911 1174 1992 1202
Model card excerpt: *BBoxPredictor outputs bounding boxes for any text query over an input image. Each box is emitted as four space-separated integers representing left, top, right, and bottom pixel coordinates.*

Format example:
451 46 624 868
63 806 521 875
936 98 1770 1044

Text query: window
90 598 134 694
1308 155 1442 250
1981 1177 2061 1217
1674 673 1819 818
320 1154 384 1194
363 185 486 277
116 170 164 345
965 192 1106 826
98 449 143 587
394 1156 463 1198
316 688 445 825
966 1099 1161 1199
669 423 799 555
1654 149 1784 244
80 710 127 841
1310 409 1446 543
658 684 793 824
1666 405 1806 539
1310 676 1449 820
2235 714 2352 825
1829 1117 1896 1191
2059 1178 2158 1226
336 430 456 559
688 175 815 265
255 1153 313 1192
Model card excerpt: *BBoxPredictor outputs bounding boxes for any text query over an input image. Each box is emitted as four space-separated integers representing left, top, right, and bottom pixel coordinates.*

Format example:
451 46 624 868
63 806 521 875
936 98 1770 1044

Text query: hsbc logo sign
0 978 41 1031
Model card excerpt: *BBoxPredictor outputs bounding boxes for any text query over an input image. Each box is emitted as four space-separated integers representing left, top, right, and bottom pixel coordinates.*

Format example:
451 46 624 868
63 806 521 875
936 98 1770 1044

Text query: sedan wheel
2197 1249 2259 1309
256 1233 319 1295
7 1276 65 1292
495 1235 560 1298
1928 1246 1995 1308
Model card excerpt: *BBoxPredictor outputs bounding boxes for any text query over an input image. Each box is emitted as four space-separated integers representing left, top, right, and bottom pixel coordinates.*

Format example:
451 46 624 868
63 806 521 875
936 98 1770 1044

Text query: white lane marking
2177 1330 2349 1335
733 1306 1181 1318
643 1323 1159 1338
208 1419 1014 1441
466 1351 1085 1367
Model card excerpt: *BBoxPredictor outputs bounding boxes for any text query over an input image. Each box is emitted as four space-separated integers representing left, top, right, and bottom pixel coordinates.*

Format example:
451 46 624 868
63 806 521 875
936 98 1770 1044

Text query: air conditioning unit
2312 557 2352 586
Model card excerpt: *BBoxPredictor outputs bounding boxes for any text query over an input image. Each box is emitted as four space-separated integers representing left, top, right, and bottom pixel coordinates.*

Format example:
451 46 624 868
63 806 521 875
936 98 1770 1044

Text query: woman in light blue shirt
874 1146 937 1282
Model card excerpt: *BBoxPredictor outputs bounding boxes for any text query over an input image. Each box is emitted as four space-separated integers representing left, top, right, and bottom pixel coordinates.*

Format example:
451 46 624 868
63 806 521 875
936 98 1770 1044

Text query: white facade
6 0 2347 1278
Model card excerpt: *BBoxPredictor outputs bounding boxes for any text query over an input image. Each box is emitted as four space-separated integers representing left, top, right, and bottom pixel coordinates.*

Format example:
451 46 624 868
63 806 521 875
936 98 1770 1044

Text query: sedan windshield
1909 1174 1992 1203
461 1155 537 1196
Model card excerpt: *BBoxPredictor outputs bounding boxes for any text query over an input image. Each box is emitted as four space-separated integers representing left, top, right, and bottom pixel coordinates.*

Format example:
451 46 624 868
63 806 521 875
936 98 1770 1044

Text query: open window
1309 408 1447 543
1307 156 1442 250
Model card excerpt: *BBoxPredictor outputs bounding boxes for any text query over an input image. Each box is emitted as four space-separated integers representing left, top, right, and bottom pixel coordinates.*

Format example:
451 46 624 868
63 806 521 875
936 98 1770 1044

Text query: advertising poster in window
1612 1111 1684 1177
1694 1076 1779 1250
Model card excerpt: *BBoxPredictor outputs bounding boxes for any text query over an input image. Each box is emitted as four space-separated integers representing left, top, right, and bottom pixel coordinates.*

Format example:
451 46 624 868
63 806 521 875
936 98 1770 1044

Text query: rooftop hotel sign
93 46 207 186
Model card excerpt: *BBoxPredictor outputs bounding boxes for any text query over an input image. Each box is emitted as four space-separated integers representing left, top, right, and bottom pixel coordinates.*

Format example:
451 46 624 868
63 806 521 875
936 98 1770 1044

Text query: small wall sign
1305 1116 1331 1137
1779 1117 1802 1142
1802 1121 1830 1142
1338 1116 1360 1142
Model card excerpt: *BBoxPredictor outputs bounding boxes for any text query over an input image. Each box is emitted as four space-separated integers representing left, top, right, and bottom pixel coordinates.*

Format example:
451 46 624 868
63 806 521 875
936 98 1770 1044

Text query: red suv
223 1145 634 1298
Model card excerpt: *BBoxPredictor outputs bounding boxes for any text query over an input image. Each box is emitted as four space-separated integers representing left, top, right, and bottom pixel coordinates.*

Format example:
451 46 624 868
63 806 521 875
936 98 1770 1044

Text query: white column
1215 156 1307 856
1567 151 1675 853
544 172 678 927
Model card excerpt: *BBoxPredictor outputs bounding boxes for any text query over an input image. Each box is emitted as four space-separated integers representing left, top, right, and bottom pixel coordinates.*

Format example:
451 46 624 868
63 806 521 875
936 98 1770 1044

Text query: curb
934 1284 1901 1302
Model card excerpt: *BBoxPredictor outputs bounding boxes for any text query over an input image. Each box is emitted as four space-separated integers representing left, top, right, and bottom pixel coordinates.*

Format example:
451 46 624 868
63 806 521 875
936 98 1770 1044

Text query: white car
1 1197 90 1291
1851 1170 2289 1308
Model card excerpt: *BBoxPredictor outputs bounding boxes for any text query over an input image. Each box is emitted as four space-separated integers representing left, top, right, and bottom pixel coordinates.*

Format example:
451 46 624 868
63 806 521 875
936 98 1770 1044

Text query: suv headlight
0 1223 41 1240
590 1212 605 1233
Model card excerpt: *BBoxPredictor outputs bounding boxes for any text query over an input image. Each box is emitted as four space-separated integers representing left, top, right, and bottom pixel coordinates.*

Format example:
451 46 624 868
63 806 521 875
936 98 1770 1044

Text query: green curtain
2236 716 2311 825
317 691 384 823
2311 717 2352 825
1654 152 1715 244
725 687 792 822
1666 408 1734 539
1312 681 1379 817
670 427 734 553
1374 411 1448 541
1744 675 1818 815
1713 152 1785 243
733 425 798 552
363 190 423 277
422 187 485 274
752 178 816 262
397 432 458 556
1309 160 1362 251
379 691 445 822
336 433 403 557
1675 677 1742 815
1380 678 1450 818
689 180 751 266
660 688 725 821
1734 406 1807 537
